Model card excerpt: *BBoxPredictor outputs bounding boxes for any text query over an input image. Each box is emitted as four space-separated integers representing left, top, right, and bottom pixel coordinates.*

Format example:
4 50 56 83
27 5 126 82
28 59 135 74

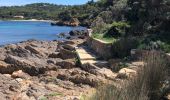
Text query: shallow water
0 21 85 45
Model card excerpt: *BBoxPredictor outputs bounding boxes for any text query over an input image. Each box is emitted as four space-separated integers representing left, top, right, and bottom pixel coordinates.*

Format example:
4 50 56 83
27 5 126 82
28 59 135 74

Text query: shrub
104 21 131 38
98 11 114 24
112 37 140 58
138 40 170 53
91 17 112 34
137 51 169 100
90 51 169 100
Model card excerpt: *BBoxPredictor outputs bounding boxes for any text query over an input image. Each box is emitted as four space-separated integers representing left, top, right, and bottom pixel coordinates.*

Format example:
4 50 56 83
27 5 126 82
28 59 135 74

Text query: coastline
0 19 53 22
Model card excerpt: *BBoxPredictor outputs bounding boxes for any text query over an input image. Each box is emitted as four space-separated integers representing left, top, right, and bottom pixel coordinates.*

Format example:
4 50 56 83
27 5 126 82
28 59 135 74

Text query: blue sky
0 0 94 6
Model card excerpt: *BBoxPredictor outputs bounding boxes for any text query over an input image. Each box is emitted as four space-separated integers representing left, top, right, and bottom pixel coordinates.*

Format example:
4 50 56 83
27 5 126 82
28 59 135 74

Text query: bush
112 37 140 58
91 17 111 34
90 51 169 100
138 40 170 53
98 11 114 24
104 21 131 38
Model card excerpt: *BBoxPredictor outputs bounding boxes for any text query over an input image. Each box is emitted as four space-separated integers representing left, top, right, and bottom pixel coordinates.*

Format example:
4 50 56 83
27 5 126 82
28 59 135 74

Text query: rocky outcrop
48 52 60 58
58 42 77 59
7 46 31 57
82 63 116 80
57 30 89 40
70 18 80 26
56 59 76 69
5 55 46 75
57 68 107 87
116 68 137 79
11 70 31 79
115 61 145 79
0 74 20 100
69 30 88 37
51 18 80 27
0 39 118 99
0 36 154 100
0 61 12 73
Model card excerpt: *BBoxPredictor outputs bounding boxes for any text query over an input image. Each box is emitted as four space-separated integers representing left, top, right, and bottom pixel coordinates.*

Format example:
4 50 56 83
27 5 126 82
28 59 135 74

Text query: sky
0 0 94 6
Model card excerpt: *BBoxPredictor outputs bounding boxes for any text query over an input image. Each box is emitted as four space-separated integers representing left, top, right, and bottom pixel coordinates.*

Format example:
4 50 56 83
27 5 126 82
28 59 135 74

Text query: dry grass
90 51 169 100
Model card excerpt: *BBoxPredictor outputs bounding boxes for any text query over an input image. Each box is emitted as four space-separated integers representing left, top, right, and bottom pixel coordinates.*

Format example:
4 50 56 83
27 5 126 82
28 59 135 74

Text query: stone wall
87 37 113 60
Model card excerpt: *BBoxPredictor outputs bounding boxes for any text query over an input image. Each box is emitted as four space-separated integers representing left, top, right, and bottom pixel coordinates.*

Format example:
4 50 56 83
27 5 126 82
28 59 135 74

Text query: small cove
0 21 85 45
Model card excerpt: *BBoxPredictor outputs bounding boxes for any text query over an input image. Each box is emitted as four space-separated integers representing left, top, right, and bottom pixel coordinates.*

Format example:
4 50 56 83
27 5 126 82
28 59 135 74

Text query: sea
0 21 85 45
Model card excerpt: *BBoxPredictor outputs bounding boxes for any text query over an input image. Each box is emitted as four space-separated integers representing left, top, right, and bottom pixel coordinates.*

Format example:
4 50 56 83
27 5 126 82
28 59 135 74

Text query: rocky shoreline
0 31 125 100
51 18 81 27
0 39 93 100
0 31 148 100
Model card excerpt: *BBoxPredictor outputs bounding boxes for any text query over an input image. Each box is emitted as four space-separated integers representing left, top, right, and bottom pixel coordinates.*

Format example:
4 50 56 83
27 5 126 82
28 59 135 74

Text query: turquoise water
0 21 85 45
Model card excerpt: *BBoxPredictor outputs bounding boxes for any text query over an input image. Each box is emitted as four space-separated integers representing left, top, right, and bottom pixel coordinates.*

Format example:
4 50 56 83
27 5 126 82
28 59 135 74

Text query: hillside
0 3 68 20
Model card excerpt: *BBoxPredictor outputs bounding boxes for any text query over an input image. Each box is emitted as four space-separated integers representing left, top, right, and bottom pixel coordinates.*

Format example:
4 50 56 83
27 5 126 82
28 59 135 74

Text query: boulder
25 46 45 57
25 45 40 54
56 59 76 69
0 61 16 74
63 41 75 45
57 32 67 38
59 48 76 59
69 30 88 36
82 63 116 80
69 30 81 36
11 70 31 79
46 64 61 71
47 59 55 64
9 46 30 57
4 44 17 50
62 44 75 51
5 55 46 76
98 68 117 80
48 52 60 58
116 68 137 79
51 21 65 26
0 60 9 68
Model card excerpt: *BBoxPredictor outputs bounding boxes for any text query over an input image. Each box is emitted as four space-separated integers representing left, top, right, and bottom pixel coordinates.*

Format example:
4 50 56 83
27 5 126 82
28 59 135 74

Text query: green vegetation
138 40 170 53
90 52 169 100
89 0 170 99
40 97 48 100
39 92 63 100
0 3 68 20
0 1 103 26
112 37 140 58
47 92 63 97
92 33 116 43
104 21 131 38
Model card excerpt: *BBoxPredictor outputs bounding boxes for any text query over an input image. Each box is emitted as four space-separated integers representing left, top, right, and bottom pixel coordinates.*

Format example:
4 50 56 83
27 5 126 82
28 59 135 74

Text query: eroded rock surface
0 39 115 100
